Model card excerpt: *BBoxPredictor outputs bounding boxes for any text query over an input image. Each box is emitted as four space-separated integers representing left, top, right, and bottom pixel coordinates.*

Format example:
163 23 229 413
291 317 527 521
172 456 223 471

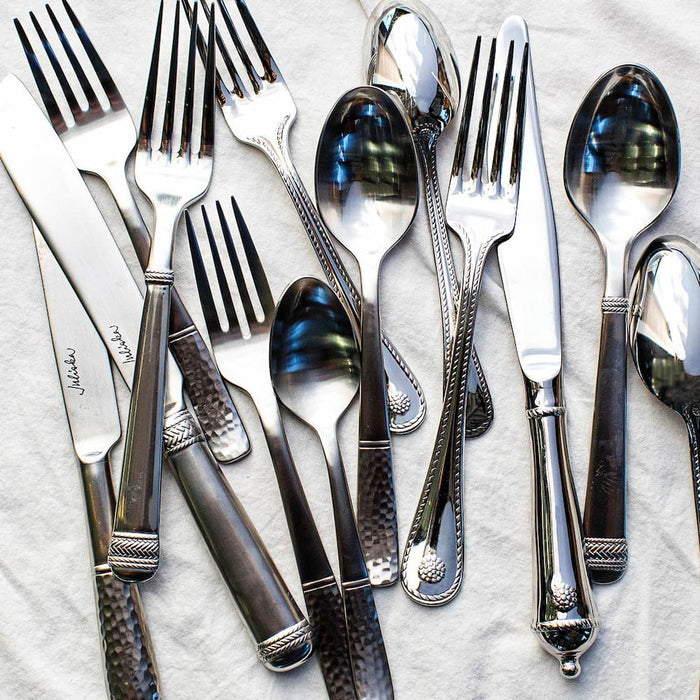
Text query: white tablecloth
0 0 698 697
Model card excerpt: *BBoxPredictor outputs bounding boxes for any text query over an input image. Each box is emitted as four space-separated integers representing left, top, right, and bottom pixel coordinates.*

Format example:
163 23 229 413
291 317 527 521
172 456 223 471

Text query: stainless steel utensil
33 228 159 699
496 16 598 678
366 0 493 435
564 64 680 582
270 277 393 700
109 2 217 582
185 199 356 699
0 72 313 672
181 0 425 434
316 85 419 587
14 0 248 465
402 37 528 605
630 238 700 545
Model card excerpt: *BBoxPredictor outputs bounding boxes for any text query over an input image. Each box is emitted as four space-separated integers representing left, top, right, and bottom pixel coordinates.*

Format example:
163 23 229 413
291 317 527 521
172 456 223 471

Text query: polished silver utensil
564 64 680 582
14 0 248 465
182 0 425 434
496 17 598 677
109 2 217 582
0 73 313 672
316 85 419 587
402 37 528 605
630 238 700 545
271 277 393 700
185 199 356 699
366 0 493 435
34 228 159 699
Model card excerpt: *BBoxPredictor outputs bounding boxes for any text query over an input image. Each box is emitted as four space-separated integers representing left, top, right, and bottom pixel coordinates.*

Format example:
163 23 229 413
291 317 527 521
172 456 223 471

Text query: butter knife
33 227 159 699
0 73 313 671
495 17 599 678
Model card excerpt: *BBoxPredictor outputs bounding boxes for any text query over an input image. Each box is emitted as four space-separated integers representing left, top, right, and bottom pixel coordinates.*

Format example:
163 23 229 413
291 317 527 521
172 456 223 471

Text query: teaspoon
316 85 419 586
270 277 393 700
564 65 680 582
629 238 700 546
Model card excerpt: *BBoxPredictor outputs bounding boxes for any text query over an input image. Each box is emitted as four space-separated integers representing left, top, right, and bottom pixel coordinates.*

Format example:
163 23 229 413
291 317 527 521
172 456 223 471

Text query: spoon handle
262 129 425 433
414 124 493 436
681 406 700 543
583 301 628 583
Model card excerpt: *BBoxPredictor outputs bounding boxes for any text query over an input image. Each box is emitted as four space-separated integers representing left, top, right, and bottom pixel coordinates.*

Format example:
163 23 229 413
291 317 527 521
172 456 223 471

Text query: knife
33 226 159 699
494 17 599 678
0 73 313 671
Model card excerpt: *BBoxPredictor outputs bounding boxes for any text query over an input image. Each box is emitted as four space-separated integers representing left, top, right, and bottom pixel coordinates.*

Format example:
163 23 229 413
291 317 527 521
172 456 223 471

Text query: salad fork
181 0 426 434
402 38 528 605
109 1 216 582
14 0 248 464
185 198 356 700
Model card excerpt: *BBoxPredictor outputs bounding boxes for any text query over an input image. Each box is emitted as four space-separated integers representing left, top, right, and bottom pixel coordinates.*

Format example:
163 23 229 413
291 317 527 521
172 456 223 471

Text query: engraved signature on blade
109 325 135 364
63 347 85 395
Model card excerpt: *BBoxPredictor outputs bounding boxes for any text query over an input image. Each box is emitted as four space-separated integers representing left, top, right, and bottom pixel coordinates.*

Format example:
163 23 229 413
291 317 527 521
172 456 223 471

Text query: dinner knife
0 73 313 671
495 17 599 678
33 227 159 699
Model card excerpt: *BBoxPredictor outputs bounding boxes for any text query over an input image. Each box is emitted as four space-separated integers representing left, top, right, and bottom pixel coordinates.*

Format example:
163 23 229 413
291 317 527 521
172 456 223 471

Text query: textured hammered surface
169 331 249 463
356 446 398 586
343 581 393 699
95 574 159 699
304 581 356 700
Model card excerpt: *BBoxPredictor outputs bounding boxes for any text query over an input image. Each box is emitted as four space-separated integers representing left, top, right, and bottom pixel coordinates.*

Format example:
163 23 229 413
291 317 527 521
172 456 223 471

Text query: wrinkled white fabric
0 0 698 697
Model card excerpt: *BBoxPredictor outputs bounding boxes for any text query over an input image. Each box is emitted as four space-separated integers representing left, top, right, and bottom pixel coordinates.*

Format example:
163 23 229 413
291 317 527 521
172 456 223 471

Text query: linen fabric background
0 0 698 697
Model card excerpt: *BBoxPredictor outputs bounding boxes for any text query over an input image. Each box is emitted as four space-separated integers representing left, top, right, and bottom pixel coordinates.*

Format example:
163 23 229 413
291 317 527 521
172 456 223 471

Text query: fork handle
110 279 171 583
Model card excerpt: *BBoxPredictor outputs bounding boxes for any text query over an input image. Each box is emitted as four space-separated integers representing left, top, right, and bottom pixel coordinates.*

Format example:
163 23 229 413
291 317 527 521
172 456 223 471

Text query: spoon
270 276 394 700
564 65 680 583
366 0 493 435
629 239 700 546
316 85 419 586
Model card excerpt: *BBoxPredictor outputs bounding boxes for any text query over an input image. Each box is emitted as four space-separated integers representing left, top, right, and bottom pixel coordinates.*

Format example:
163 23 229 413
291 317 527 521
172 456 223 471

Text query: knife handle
525 376 599 679
583 301 628 583
80 457 159 699
110 279 172 583
164 410 314 671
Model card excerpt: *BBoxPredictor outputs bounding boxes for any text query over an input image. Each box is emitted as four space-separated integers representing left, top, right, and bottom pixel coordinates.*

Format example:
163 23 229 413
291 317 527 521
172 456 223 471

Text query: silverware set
0 0 697 697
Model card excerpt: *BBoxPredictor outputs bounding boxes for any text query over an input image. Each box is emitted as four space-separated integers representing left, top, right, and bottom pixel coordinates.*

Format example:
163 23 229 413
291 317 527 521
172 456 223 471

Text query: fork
107 1 216 582
181 0 426 435
14 0 248 465
185 198 357 700
401 37 529 605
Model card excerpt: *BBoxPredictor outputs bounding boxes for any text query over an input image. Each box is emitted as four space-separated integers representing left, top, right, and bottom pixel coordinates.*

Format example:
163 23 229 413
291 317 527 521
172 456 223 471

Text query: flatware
366 0 493 435
630 238 700 545
185 199 356 699
564 64 680 582
316 85 419 587
402 37 528 604
14 0 248 465
495 17 598 677
271 277 393 700
0 72 313 672
182 0 425 434
33 228 159 699
109 1 217 582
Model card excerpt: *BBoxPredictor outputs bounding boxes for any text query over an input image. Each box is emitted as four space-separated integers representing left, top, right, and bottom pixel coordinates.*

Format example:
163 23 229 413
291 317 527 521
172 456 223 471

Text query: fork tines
185 197 272 338
139 1 216 160
14 0 125 133
181 0 280 100
452 36 529 193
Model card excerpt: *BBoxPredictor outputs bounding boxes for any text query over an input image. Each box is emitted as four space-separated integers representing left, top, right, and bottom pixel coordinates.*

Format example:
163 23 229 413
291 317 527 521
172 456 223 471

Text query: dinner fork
108 1 216 582
181 0 427 435
14 0 248 465
185 198 357 700
401 38 529 605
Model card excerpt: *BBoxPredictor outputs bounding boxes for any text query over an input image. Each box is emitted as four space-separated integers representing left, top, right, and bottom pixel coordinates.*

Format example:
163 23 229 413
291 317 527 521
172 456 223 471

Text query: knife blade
494 17 599 678
33 226 160 699
0 73 313 670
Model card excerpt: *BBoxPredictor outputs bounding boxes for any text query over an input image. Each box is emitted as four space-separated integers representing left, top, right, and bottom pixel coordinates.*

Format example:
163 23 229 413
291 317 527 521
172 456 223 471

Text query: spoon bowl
629 238 700 543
